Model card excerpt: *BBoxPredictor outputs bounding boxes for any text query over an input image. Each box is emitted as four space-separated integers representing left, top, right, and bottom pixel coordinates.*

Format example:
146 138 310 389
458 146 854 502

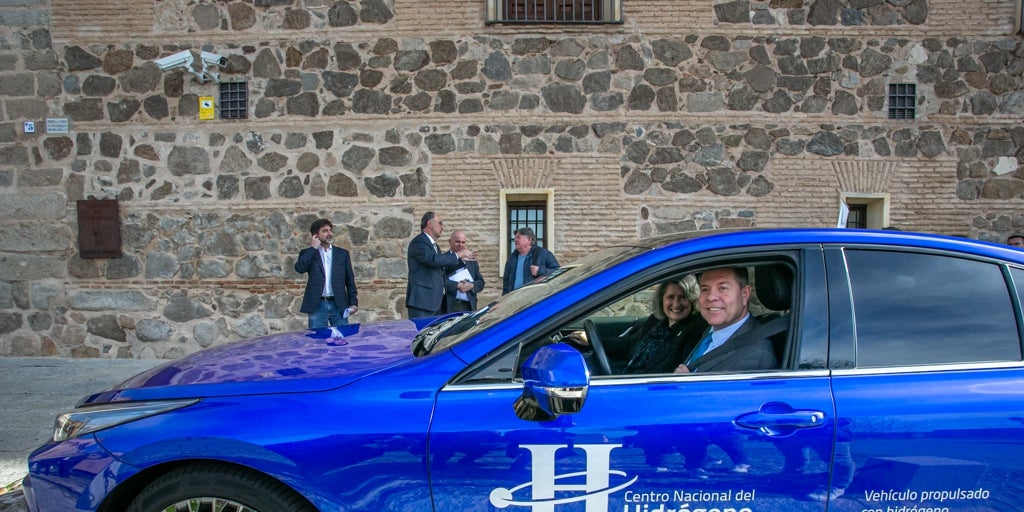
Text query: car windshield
414 243 648 356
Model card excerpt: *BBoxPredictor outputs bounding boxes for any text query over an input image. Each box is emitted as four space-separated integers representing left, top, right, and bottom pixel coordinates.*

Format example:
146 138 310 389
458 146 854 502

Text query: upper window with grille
887 83 916 120
219 81 248 120
486 0 622 24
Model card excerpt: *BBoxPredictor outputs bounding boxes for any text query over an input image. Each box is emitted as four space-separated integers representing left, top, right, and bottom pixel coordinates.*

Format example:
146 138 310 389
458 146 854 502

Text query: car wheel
126 462 316 512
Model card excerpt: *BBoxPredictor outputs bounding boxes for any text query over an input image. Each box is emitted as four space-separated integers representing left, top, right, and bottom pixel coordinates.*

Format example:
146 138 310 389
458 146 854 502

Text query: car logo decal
490 444 638 512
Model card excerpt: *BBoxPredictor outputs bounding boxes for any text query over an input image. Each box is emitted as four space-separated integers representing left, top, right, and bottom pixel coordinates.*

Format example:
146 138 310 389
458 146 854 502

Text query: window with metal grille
486 0 622 23
219 81 248 119
508 202 547 249
846 204 868 229
887 83 915 120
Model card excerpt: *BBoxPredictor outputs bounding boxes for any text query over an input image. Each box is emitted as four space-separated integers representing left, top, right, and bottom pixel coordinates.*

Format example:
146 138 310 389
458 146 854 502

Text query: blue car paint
830 367 1024 506
24 228 1024 512
29 339 468 512
82 321 423 403
431 375 836 512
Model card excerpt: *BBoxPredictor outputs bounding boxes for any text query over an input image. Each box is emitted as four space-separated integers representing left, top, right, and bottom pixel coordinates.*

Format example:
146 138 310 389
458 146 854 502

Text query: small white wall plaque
46 118 70 134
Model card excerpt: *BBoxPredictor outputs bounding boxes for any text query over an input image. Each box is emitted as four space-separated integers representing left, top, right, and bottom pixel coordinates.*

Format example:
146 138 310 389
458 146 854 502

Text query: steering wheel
583 319 612 376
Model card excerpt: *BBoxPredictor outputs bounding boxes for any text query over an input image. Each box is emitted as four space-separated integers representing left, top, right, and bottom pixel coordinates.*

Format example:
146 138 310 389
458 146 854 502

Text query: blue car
23 228 1024 512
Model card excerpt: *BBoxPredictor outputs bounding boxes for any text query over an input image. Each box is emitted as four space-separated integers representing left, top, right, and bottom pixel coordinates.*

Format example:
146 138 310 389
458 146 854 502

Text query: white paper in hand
447 267 473 282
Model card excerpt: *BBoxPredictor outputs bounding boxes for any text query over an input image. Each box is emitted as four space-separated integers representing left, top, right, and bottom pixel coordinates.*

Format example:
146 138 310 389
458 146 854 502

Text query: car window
434 233 745 357
530 259 796 378
423 245 646 355
845 250 1021 368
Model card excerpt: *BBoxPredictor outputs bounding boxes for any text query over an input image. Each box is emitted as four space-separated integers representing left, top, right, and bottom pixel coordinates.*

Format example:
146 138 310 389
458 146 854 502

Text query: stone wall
0 0 1022 358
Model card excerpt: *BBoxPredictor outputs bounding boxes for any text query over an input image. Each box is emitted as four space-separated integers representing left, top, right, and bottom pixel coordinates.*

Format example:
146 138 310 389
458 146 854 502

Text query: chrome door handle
735 402 826 436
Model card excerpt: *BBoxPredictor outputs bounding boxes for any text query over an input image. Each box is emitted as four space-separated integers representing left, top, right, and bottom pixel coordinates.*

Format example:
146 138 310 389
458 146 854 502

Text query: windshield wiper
411 315 461 356
439 302 494 340
411 303 495 357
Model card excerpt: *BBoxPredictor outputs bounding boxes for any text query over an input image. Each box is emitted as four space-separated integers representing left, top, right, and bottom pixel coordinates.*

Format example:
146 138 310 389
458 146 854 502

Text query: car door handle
734 402 826 436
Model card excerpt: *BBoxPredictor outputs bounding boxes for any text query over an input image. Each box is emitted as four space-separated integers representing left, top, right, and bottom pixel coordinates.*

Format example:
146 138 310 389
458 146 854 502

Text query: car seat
753 263 794 365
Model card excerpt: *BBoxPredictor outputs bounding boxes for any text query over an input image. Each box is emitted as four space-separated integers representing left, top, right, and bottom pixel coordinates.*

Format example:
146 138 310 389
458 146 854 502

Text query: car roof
612 228 1024 265
447 227 1024 364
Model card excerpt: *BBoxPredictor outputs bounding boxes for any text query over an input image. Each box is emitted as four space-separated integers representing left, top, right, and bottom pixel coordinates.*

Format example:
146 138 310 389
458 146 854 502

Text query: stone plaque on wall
77 199 122 259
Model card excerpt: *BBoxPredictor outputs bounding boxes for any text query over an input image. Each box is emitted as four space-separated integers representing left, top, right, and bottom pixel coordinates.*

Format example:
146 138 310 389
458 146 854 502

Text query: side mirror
514 344 590 421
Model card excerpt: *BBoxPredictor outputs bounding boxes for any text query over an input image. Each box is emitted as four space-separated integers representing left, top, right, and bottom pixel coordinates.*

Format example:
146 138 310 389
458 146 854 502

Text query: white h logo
490 444 638 512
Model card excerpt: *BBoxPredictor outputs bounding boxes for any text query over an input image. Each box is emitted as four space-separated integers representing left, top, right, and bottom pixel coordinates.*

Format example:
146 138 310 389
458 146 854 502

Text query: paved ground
0 357 164 511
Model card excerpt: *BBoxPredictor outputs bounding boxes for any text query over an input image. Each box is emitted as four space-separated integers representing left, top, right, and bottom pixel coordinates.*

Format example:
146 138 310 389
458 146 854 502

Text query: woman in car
605 275 708 374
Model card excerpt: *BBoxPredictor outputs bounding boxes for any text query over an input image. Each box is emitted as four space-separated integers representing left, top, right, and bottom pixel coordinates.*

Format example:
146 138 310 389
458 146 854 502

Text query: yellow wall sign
199 96 215 120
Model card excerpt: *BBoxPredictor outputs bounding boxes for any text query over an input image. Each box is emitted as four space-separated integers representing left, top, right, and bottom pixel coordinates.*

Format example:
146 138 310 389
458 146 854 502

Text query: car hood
81 320 423 404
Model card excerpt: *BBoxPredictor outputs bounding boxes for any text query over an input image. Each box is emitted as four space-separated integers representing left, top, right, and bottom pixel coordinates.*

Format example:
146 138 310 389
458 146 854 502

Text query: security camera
154 50 194 71
155 50 227 84
197 51 227 83
200 51 228 68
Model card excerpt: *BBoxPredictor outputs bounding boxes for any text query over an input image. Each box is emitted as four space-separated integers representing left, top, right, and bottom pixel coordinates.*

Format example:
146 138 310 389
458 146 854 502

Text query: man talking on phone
295 218 358 328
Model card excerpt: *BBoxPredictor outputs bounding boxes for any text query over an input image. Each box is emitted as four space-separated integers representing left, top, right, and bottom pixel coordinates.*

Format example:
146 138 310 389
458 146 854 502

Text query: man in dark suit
675 266 777 373
501 227 560 294
671 266 775 475
444 230 485 312
406 212 476 318
294 218 358 329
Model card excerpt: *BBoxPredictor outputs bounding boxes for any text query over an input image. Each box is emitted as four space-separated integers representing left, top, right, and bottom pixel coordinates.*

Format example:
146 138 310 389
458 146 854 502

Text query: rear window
845 250 1022 367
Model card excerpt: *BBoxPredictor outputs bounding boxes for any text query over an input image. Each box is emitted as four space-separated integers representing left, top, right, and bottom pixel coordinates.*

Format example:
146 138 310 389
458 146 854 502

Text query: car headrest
755 264 793 311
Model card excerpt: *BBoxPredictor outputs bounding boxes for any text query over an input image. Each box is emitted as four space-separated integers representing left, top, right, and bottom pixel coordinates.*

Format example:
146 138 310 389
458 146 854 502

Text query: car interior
543 260 797 377
455 258 799 384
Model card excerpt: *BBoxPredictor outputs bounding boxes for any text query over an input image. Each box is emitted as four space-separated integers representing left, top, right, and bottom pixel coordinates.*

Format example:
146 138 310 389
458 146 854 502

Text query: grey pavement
0 357 164 511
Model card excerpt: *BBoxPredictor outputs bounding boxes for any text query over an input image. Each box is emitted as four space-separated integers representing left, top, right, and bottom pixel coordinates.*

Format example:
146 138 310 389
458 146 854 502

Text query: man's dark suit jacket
444 258 485 311
294 245 357 314
689 316 777 373
502 245 560 294
406 232 461 315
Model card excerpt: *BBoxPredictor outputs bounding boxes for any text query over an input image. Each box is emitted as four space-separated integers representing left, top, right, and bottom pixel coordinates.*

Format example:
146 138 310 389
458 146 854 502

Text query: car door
825 247 1024 512
427 249 836 512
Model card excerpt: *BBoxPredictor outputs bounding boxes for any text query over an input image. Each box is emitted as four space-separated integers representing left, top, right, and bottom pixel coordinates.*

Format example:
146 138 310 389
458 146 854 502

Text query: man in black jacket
444 230 485 312
406 212 476 318
294 218 358 328
502 227 559 294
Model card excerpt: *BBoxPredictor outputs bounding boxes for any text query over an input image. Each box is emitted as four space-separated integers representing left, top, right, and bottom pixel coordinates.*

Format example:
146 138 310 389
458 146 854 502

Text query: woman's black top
606 313 708 374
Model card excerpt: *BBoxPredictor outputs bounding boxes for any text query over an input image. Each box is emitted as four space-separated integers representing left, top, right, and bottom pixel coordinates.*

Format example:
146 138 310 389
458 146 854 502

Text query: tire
127 462 317 512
